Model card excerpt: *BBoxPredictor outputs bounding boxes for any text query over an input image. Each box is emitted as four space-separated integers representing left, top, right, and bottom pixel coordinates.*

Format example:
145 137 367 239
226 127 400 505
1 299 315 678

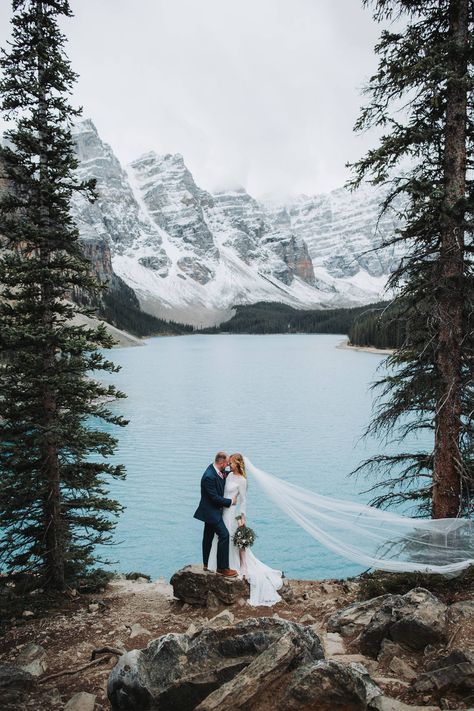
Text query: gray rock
348 661 382 705
206 591 220 610
377 639 406 666
414 648 474 693
107 617 324 711
330 588 447 658
387 588 446 651
333 654 379 676
328 594 394 635
279 659 370 710
323 632 346 656
15 643 47 677
446 598 474 624
195 631 303 710
64 691 97 711
170 564 250 606
388 657 416 681
207 609 234 628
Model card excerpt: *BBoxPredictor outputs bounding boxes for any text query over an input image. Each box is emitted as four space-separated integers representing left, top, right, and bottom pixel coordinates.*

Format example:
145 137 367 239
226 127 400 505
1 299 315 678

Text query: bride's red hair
230 453 246 478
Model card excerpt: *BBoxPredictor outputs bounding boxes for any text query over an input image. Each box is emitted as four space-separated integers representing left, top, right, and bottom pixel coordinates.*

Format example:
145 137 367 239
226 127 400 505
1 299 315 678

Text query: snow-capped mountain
71 120 403 326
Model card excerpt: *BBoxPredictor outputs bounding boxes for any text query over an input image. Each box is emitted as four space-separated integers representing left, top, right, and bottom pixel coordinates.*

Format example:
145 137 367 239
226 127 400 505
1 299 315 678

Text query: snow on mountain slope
273 185 404 280
70 120 403 326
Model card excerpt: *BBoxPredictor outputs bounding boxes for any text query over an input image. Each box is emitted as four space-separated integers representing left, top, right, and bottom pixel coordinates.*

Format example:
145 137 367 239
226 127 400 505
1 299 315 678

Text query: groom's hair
215 451 227 463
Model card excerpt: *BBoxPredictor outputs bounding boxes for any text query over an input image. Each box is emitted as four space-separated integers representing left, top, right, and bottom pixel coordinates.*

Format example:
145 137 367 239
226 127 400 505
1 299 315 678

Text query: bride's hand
239 515 246 527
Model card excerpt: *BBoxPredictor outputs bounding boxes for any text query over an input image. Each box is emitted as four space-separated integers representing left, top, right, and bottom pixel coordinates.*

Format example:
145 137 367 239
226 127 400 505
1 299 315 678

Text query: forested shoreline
197 300 404 349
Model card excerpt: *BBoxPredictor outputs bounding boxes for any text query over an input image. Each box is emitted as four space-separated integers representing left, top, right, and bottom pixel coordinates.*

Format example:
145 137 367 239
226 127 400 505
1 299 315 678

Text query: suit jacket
193 464 232 524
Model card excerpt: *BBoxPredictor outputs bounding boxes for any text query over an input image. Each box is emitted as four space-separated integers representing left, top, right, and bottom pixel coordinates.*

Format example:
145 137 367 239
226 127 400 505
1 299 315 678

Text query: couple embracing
194 451 283 607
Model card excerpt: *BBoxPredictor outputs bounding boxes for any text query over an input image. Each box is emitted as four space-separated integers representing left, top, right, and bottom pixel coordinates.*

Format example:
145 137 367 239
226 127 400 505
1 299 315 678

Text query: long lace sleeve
238 477 247 516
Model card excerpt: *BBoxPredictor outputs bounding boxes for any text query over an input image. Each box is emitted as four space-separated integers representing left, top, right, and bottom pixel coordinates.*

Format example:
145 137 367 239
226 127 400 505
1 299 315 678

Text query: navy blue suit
194 464 232 569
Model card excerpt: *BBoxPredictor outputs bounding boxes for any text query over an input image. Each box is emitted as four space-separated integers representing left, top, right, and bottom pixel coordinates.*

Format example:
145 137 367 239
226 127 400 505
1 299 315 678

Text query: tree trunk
37 0 65 589
432 0 468 519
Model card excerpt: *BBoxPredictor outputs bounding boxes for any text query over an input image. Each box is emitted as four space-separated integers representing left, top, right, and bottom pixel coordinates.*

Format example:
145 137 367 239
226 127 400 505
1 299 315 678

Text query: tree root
38 646 124 684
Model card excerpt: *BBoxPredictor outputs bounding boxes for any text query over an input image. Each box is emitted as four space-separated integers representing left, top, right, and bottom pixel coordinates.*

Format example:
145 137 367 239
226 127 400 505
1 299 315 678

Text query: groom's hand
232 495 238 505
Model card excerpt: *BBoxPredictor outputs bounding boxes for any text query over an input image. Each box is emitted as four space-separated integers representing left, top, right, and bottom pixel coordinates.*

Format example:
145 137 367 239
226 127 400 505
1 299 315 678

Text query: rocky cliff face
128 151 217 284
272 186 405 287
72 120 170 274
67 119 405 326
210 188 316 286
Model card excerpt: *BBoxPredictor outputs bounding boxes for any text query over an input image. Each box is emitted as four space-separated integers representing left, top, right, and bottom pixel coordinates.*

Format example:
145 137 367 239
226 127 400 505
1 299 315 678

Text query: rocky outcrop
107 617 324 711
170 565 250 606
170 564 294 608
107 611 428 711
195 631 313 710
328 588 447 658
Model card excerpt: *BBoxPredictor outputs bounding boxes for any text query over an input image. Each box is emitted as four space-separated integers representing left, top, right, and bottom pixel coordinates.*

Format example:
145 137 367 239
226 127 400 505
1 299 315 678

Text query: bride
207 453 283 607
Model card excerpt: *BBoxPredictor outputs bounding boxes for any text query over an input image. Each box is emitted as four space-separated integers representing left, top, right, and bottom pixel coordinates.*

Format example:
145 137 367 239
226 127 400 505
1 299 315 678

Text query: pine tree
0 0 127 591
350 0 474 517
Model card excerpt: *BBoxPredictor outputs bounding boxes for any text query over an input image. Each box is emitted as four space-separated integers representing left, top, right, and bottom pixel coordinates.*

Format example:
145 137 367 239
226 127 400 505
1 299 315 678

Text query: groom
194 452 238 578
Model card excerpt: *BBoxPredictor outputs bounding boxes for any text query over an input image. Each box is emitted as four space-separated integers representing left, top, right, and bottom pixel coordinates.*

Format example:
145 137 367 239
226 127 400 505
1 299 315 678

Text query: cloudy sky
0 0 383 197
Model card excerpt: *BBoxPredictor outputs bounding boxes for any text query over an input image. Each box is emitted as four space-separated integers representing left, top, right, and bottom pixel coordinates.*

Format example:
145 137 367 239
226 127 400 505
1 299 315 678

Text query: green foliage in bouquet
233 525 257 549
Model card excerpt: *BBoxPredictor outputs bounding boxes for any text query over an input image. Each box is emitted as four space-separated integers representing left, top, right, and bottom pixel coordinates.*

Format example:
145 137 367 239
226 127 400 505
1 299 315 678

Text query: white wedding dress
207 472 283 606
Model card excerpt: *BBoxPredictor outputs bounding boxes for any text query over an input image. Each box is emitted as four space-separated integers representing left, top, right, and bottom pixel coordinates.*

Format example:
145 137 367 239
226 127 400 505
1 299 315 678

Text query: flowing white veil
244 458 474 575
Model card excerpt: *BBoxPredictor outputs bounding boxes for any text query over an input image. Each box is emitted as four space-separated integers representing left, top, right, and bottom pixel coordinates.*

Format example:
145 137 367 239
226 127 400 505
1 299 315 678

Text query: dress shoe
216 568 238 578
203 565 208 571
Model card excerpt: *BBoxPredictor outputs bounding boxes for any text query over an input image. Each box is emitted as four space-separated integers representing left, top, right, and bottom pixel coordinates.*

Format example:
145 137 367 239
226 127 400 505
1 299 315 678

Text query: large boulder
277 660 377 711
107 617 324 711
170 565 250 606
195 632 305 710
360 588 446 656
328 588 447 657
327 594 396 637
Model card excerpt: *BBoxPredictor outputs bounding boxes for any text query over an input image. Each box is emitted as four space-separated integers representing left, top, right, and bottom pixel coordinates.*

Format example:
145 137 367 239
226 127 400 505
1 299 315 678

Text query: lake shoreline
336 337 395 356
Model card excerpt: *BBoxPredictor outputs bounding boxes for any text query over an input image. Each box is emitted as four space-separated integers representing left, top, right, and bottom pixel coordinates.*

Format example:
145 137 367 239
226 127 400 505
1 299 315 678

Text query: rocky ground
1 567 473 710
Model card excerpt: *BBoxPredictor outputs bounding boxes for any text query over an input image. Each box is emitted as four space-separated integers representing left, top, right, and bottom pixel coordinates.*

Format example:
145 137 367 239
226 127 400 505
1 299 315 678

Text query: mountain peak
71 118 98 136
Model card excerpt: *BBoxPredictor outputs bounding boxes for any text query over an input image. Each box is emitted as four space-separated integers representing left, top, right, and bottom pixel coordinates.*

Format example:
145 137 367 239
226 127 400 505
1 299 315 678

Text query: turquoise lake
96 334 428 581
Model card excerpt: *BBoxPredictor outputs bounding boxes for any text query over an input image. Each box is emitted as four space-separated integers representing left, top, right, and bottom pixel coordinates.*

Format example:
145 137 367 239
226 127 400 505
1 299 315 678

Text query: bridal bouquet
233 524 257 549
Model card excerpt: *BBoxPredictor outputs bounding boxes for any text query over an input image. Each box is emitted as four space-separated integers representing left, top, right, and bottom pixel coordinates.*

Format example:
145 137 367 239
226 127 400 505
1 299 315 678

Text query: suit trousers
202 518 230 570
